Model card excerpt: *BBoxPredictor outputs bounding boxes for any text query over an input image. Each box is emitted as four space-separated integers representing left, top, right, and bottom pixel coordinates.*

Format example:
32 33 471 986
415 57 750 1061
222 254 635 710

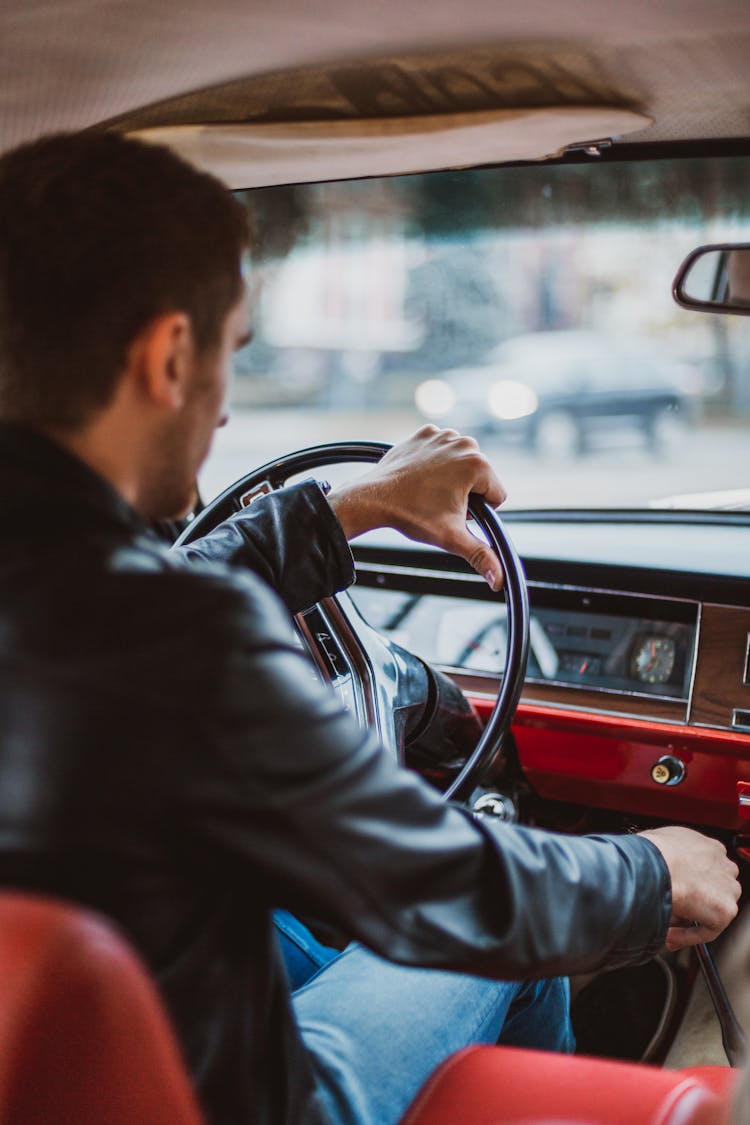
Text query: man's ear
128 312 193 410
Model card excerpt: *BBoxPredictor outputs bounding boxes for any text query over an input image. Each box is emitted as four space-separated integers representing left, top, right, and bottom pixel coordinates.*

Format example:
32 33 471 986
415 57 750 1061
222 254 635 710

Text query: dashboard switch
734 710 750 732
650 756 685 786
737 782 750 820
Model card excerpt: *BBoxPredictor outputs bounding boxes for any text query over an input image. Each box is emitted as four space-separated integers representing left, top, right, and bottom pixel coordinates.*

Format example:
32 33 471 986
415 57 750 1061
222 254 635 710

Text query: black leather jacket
0 423 671 1125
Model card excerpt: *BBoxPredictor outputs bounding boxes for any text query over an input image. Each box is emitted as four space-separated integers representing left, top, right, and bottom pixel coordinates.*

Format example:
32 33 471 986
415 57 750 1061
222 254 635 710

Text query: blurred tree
401 244 505 371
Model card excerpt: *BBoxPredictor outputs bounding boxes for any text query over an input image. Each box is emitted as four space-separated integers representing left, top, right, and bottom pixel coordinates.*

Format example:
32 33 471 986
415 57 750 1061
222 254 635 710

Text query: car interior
2 2 750 1122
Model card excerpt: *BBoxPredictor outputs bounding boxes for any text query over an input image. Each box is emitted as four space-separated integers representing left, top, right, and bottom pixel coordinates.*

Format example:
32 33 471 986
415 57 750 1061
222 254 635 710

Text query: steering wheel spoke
297 596 389 749
177 442 530 802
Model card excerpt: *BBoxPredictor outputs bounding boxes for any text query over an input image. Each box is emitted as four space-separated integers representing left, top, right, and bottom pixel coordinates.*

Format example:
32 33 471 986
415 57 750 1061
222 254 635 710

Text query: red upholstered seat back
0 891 739 1125
401 1044 737 1125
0 892 204 1125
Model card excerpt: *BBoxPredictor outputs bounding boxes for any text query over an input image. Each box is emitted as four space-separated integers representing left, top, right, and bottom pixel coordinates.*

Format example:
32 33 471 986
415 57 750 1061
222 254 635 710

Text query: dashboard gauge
559 652 603 677
630 635 676 684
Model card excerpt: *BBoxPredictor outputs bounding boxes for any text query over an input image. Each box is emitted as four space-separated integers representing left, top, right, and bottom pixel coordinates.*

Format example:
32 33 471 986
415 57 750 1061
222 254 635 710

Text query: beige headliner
2 1 750 184
130 108 651 189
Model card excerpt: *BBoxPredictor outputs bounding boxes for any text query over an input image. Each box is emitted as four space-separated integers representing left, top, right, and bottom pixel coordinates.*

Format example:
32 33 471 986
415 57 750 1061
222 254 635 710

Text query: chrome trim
528 678 685 704
439 663 687 705
294 612 329 679
520 701 685 725
744 631 750 686
239 480 274 507
446 671 689 725
732 708 750 733
691 719 750 735
355 561 485 584
319 597 380 733
686 600 702 711
295 598 379 736
524 579 699 607
355 561 701 608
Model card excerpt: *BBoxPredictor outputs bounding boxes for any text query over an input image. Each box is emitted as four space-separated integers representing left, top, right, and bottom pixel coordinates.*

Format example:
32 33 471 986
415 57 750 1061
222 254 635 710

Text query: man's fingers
639 826 741 949
427 428 507 508
463 450 507 508
331 426 508 545
448 526 505 591
665 923 722 951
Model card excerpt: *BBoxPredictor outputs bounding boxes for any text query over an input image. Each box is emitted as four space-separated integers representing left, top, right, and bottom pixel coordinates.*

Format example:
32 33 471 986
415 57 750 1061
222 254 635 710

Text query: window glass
200 155 750 511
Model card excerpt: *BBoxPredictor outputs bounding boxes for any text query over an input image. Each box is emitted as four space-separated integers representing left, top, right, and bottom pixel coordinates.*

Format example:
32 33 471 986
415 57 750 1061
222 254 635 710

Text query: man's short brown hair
0 132 250 429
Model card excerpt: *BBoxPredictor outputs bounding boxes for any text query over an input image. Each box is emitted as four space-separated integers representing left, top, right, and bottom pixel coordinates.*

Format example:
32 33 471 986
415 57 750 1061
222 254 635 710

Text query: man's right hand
639 826 741 950
328 426 508 590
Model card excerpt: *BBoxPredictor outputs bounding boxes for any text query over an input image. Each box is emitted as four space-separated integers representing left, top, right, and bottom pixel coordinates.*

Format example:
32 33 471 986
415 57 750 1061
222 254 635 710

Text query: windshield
200 152 750 512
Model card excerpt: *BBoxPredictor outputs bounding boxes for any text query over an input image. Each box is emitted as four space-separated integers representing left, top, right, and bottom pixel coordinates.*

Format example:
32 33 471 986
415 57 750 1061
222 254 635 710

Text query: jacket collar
0 421 148 537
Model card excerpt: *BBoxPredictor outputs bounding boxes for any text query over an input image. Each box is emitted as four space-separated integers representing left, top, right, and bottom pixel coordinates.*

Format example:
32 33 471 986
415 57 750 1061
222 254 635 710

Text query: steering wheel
176 441 530 803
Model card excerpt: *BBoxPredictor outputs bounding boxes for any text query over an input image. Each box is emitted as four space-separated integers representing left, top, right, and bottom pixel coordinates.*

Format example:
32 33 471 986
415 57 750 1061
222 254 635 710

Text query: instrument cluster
348 581 698 703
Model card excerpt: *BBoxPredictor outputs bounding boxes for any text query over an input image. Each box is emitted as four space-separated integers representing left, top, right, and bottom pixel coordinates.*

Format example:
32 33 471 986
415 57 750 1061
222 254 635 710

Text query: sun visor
128 106 650 189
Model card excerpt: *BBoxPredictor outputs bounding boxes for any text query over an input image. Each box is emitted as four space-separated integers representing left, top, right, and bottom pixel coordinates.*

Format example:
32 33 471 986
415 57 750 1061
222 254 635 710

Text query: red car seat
0 892 203 1124
0 891 739 1125
402 1044 737 1125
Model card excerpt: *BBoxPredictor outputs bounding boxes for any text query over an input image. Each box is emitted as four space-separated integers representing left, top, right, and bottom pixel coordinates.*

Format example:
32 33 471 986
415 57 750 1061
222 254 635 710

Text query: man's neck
41 421 142 513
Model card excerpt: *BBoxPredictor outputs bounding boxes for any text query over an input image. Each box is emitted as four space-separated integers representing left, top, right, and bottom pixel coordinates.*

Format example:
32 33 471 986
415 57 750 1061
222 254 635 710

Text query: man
0 132 740 1125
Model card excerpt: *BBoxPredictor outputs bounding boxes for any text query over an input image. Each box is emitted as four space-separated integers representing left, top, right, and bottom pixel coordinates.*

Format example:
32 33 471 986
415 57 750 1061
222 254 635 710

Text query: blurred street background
200 407 748 511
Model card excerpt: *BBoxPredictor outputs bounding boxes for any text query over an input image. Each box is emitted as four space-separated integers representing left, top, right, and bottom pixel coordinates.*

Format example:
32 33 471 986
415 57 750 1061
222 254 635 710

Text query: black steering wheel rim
177 441 530 803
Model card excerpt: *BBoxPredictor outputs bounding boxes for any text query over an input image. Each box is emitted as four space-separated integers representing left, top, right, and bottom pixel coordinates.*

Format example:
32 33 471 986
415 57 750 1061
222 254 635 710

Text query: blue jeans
274 910 574 1125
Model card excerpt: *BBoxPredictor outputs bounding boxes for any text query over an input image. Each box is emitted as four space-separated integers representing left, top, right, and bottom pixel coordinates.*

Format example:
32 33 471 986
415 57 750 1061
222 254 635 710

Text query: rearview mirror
672 243 750 315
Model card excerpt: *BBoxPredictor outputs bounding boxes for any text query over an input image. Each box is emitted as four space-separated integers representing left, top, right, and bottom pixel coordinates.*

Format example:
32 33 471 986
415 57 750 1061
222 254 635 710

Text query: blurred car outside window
200 155 750 512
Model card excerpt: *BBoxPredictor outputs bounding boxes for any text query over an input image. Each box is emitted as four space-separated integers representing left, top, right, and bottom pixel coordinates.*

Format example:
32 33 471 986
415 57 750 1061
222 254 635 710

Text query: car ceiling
2 0 750 183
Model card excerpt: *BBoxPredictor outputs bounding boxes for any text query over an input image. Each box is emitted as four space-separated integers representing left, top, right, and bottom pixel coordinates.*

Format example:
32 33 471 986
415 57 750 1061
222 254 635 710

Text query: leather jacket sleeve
174 564 672 981
175 481 355 614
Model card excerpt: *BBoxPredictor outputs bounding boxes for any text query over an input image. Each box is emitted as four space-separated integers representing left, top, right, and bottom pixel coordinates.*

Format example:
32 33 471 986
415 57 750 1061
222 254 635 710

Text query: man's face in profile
142 287 252 521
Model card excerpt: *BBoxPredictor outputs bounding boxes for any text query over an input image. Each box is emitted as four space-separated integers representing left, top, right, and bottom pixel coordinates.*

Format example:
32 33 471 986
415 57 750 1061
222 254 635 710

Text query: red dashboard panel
472 699 750 830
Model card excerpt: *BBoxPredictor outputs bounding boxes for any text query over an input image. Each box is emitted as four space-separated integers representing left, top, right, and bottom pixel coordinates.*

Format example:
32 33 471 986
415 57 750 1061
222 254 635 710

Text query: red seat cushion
400 1045 736 1125
0 891 204 1125
0 891 738 1125
683 1066 737 1098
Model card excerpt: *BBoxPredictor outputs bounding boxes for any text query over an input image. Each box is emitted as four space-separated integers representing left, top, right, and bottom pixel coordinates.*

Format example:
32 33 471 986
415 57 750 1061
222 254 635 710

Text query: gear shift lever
694 941 746 1067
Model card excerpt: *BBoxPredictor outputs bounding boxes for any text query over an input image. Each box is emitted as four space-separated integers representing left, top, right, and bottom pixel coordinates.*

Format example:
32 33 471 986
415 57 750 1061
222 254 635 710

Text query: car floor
664 968 730 1069
664 933 748 1071
570 936 744 1071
